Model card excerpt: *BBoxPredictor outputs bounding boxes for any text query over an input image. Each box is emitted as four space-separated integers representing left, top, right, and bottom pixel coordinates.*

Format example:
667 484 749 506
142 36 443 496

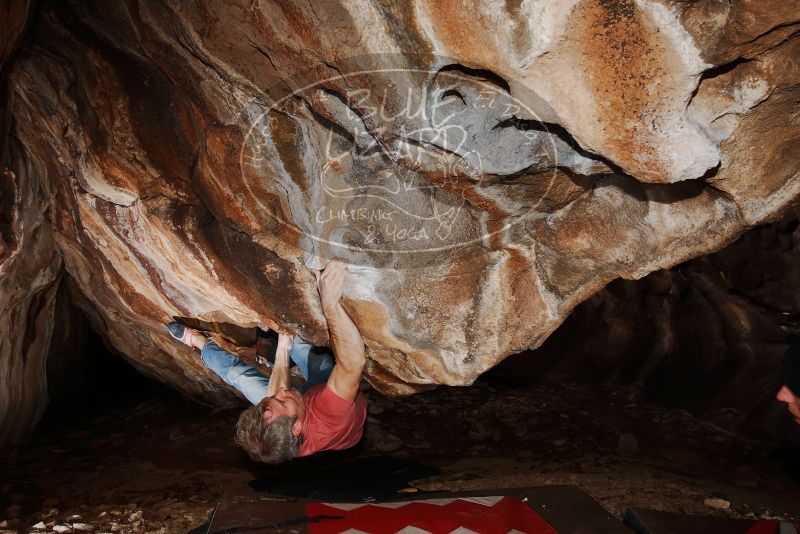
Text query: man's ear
292 418 303 436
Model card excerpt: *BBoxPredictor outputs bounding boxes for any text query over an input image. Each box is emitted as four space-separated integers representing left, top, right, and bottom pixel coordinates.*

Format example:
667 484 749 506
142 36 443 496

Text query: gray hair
234 403 303 464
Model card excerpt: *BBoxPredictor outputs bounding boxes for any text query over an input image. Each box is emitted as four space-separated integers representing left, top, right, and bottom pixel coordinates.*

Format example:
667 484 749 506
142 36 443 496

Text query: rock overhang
0 0 798 444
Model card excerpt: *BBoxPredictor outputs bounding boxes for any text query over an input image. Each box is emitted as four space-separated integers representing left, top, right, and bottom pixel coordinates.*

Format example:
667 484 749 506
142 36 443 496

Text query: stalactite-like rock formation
1 0 798 445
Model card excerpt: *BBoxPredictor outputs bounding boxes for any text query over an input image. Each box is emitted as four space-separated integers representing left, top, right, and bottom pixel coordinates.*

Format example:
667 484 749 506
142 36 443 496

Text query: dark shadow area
248 455 440 500
483 212 800 450
41 311 175 426
437 63 512 93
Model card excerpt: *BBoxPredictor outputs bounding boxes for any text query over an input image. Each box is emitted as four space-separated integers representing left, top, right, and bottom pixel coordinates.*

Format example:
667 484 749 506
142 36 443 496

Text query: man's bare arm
265 333 293 397
316 259 366 401
324 302 366 400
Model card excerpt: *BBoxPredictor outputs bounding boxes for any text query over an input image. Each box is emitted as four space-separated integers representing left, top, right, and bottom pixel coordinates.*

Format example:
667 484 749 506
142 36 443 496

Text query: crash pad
206 484 627 533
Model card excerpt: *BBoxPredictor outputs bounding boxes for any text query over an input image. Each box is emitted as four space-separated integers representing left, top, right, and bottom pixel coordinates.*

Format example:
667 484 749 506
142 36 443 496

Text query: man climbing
166 258 367 463
777 336 800 426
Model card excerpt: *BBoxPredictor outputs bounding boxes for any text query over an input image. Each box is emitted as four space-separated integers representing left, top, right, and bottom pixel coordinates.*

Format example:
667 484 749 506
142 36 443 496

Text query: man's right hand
314 258 348 313
312 258 366 402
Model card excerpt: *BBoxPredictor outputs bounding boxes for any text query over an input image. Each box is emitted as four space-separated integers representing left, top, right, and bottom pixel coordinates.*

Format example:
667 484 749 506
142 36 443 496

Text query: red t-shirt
298 384 367 456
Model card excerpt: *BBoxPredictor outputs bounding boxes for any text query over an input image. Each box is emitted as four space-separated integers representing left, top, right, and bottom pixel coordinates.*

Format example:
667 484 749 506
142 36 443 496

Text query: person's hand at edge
313 258 348 314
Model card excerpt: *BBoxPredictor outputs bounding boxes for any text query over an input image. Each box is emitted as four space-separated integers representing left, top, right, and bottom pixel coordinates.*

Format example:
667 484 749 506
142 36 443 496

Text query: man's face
777 385 800 424
261 387 306 428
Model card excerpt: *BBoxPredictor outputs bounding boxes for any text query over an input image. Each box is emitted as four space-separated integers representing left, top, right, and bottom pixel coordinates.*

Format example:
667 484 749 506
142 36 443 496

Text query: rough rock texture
0 0 59 446
1 0 799 445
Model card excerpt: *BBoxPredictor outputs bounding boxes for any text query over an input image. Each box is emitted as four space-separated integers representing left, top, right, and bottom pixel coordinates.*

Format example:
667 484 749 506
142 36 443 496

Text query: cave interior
1 0 800 532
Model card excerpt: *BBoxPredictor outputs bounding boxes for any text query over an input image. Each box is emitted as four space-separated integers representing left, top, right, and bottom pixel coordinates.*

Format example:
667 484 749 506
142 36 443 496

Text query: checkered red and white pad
306 495 559 534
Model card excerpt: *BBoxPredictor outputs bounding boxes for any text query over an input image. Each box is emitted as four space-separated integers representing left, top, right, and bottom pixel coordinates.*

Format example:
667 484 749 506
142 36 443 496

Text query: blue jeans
200 337 334 405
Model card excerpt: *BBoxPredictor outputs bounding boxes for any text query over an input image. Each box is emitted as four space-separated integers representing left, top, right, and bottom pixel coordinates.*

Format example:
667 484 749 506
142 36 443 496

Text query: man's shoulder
305 383 366 411
303 383 327 399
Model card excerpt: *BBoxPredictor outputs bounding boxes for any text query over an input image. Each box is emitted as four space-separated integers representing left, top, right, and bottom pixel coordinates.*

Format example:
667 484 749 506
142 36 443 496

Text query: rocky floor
1 379 799 533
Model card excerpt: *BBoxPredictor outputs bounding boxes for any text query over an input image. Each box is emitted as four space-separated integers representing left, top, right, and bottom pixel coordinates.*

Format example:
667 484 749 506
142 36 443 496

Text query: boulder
0 0 798 445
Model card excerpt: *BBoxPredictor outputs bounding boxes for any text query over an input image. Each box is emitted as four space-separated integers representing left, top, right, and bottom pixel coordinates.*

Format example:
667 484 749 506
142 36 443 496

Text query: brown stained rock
0 1 32 80
0 0 798 445
682 0 800 65
0 160 62 447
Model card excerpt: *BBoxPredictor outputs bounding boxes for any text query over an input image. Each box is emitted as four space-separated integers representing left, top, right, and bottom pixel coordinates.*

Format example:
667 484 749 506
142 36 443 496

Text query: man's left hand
277 332 293 354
